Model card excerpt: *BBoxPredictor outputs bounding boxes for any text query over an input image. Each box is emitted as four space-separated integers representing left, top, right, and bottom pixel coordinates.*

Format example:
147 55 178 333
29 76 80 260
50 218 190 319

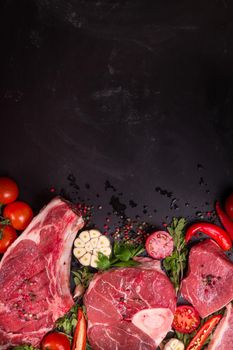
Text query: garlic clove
79 230 91 243
73 247 86 259
90 237 99 249
96 236 110 248
94 247 111 256
85 241 93 252
90 254 99 268
79 253 92 266
74 238 85 248
89 229 101 239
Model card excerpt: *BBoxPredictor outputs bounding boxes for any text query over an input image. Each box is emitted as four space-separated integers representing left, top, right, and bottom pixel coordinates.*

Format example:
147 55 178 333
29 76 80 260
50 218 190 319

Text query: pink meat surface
207 303 233 350
84 258 176 349
181 240 233 318
0 197 84 348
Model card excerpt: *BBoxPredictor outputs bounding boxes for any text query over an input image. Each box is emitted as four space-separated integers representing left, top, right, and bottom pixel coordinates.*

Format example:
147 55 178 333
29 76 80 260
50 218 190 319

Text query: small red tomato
0 177 19 204
3 201 33 231
41 332 70 350
0 225 17 253
172 305 200 334
225 193 233 220
145 230 174 259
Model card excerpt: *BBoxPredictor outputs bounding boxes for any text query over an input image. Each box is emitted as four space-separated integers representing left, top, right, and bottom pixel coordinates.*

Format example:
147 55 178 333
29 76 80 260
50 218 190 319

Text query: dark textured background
1 0 233 231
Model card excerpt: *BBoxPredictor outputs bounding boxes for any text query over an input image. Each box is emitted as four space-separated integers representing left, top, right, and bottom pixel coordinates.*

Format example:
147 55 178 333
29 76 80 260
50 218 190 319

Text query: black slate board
1 3 233 349
0 0 233 233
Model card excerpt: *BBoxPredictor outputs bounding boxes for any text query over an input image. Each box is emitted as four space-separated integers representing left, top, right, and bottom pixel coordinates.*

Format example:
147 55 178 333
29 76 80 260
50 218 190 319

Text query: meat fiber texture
84 257 177 350
181 240 233 318
207 303 233 350
0 197 84 349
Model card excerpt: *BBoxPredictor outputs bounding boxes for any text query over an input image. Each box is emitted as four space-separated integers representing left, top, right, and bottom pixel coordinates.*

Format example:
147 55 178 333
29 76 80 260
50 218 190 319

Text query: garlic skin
73 229 111 268
73 284 85 298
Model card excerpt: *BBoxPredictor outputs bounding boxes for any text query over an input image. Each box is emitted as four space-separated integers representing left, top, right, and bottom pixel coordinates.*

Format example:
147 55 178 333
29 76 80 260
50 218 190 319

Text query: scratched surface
0 0 233 230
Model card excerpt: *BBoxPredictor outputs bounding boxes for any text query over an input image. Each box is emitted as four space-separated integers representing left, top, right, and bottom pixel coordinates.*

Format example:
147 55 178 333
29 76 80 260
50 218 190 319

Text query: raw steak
0 197 84 349
207 303 233 350
84 258 177 350
181 240 233 318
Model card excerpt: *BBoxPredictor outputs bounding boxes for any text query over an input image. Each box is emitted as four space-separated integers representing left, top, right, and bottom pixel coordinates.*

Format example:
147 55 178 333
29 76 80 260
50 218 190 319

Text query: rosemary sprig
163 217 188 293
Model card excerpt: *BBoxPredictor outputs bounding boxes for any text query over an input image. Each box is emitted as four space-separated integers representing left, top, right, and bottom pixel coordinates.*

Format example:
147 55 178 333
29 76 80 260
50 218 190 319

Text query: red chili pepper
185 222 232 251
215 201 233 241
72 309 86 350
186 314 222 350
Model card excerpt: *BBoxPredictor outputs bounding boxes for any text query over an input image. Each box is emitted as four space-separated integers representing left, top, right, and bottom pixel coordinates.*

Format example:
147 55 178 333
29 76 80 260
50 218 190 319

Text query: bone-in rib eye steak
0 197 84 349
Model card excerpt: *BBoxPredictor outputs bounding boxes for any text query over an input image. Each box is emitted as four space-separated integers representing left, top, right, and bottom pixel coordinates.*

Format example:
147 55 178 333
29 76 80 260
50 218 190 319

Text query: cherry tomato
41 332 70 350
145 231 174 259
172 305 200 334
3 201 33 231
225 193 233 220
0 225 17 254
0 177 19 205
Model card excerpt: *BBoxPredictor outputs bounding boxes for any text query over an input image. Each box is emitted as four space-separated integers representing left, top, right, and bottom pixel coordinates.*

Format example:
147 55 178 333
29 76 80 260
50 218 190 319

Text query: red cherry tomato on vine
225 193 233 220
0 225 17 253
41 332 70 350
0 177 19 205
3 201 33 231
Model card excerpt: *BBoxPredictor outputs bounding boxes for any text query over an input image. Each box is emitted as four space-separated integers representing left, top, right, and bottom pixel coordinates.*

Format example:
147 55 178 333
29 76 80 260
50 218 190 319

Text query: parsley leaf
97 252 112 270
114 242 133 261
97 242 144 270
112 260 139 267
163 217 187 293
113 242 144 262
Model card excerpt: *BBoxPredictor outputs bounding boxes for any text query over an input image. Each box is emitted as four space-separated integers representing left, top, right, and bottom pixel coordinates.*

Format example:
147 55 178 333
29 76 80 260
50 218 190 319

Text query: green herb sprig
97 241 145 270
163 217 187 293
55 304 78 336
72 267 94 290
86 342 93 350
12 346 39 350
